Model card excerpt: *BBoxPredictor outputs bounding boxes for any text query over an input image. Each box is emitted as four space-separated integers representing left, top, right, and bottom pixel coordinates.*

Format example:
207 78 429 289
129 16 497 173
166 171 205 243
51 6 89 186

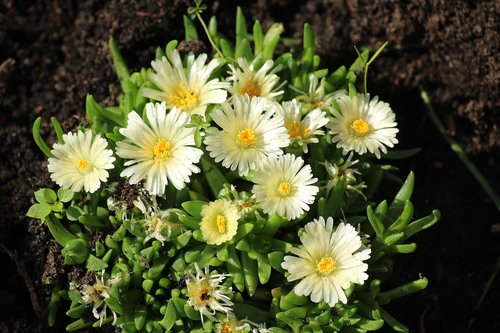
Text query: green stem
364 41 388 94
421 89 500 212
196 13 224 59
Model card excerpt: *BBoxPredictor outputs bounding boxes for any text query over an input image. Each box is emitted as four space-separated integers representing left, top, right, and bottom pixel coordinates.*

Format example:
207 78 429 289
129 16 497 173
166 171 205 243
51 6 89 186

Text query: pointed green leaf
32 117 53 158
367 205 385 239
388 200 414 231
181 200 207 218
109 37 130 81
387 171 414 221
86 254 108 271
405 210 440 239
46 216 78 246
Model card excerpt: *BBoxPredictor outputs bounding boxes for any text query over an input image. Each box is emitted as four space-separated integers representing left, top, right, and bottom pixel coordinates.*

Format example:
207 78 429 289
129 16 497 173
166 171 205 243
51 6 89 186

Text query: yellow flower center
220 323 232 333
236 128 258 147
278 181 292 196
317 256 336 274
77 159 90 171
238 79 262 97
284 120 310 139
168 84 199 110
216 214 226 233
153 138 172 160
351 119 370 135
187 280 213 308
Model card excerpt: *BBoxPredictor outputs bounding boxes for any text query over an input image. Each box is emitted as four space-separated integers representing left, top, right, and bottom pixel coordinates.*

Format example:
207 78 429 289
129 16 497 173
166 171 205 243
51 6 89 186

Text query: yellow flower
200 200 239 245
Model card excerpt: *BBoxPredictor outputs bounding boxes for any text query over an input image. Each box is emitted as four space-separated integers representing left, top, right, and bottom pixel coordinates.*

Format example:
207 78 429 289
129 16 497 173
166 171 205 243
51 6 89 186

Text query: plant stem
420 89 500 212
196 13 224 59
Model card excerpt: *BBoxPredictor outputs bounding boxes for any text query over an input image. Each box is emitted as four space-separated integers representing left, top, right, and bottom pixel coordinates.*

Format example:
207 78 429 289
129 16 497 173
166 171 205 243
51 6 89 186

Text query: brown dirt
0 0 499 332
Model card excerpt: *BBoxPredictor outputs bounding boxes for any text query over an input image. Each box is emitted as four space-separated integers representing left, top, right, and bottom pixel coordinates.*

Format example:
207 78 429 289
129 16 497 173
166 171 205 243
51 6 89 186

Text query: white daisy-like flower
205 95 289 176
48 130 115 193
141 49 228 116
227 57 284 101
276 99 329 153
80 273 117 326
295 74 346 112
323 153 367 197
281 217 371 307
327 94 399 158
186 263 233 323
252 154 319 220
200 200 240 245
134 196 180 244
116 102 203 196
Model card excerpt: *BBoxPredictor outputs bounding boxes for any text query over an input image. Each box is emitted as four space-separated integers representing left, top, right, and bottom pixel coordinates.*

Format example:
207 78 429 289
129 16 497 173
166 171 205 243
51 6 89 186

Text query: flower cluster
28 7 439 333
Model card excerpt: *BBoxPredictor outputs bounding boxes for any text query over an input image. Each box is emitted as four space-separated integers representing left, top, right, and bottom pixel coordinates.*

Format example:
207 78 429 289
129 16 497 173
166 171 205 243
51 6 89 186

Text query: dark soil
1 0 499 332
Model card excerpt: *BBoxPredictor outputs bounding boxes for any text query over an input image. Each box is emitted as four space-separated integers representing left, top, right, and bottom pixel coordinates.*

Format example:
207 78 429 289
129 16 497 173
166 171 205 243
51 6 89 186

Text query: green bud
62 239 89 265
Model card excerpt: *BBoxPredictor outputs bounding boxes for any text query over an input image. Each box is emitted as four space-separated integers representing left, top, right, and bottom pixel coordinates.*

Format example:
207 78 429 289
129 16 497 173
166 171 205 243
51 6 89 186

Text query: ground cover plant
25 3 441 332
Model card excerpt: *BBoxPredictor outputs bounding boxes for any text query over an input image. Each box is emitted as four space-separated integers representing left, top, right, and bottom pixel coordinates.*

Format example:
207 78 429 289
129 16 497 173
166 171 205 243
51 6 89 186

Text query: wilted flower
80 272 118 326
276 99 329 153
186 264 233 322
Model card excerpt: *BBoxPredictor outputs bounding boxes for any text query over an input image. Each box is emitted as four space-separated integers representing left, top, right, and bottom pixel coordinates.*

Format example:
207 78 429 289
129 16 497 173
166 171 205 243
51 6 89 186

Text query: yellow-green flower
200 200 239 245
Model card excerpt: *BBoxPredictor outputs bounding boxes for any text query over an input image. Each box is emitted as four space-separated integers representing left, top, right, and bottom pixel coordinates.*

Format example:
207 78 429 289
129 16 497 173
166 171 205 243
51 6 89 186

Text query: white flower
227 57 284 101
48 130 115 193
327 94 399 158
141 50 228 116
116 102 203 196
186 264 233 323
276 99 329 153
281 217 371 307
200 200 240 245
295 74 346 112
252 154 319 220
205 95 289 176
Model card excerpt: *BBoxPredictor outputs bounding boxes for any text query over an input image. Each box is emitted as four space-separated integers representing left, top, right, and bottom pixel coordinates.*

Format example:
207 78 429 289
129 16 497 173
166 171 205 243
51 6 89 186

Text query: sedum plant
28 3 440 332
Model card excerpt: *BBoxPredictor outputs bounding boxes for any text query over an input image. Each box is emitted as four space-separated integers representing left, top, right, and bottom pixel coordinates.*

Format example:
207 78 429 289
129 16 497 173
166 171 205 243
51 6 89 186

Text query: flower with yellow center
252 154 319 220
282 217 371 307
200 200 240 245
116 102 203 196
141 49 229 116
48 130 115 193
327 94 399 158
276 99 329 153
217 313 251 333
227 57 284 101
186 264 233 323
205 95 289 176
